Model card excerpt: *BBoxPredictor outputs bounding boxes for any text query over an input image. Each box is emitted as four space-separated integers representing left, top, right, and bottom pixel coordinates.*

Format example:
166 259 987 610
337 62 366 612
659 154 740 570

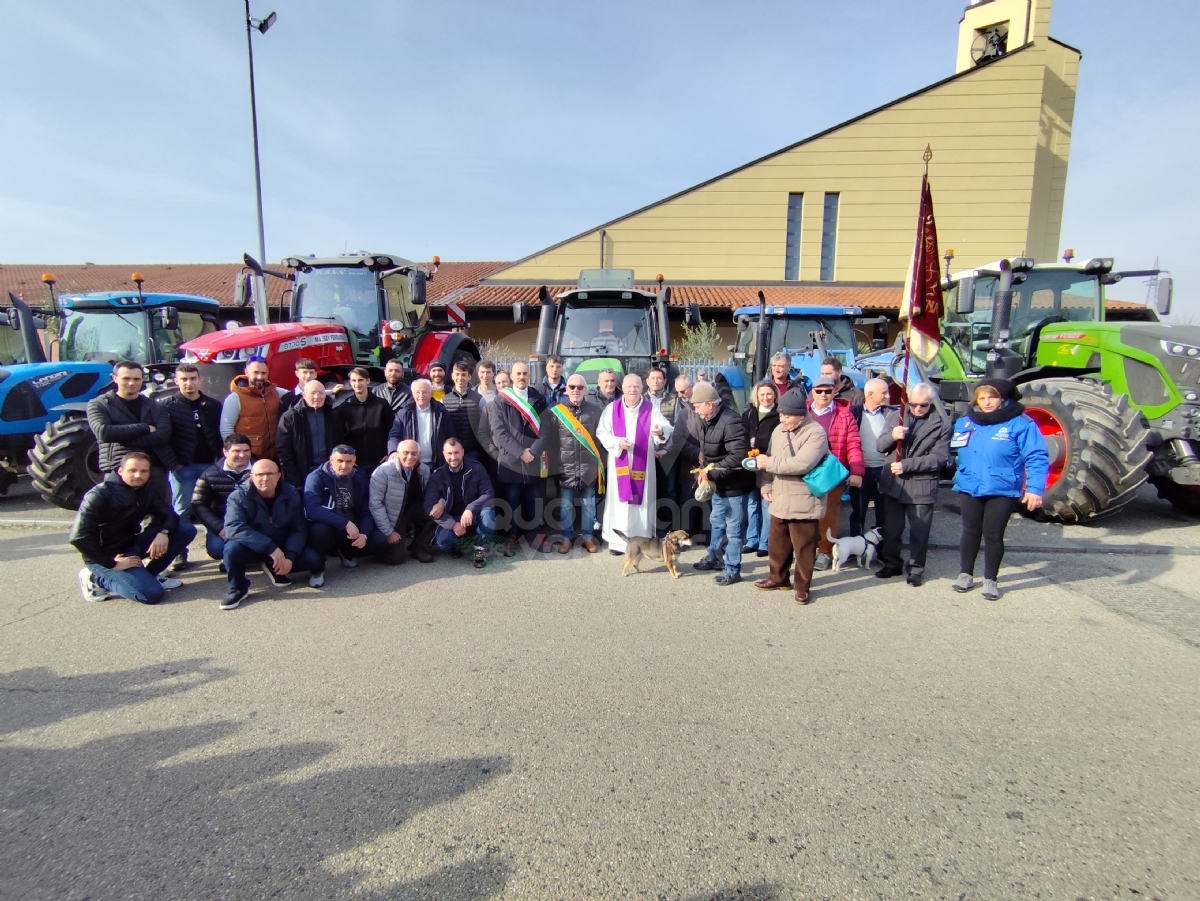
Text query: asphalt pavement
1 477 1198 901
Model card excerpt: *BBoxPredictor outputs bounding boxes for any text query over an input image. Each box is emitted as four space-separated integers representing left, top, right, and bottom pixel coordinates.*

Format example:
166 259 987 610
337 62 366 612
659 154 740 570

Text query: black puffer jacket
161 393 224 467
191 462 251 533
87 391 176 472
334 392 395 468
277 402 344 490
441 387 484 454
70 472 179 568
741 404 780 456
698 403 753 497
547 397 603 491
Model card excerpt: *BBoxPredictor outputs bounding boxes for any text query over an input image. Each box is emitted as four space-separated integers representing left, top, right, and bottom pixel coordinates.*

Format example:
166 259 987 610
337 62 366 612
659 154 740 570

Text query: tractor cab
942 259 1109 376
282 253 433 367
518 269 697 385
54 292 221 367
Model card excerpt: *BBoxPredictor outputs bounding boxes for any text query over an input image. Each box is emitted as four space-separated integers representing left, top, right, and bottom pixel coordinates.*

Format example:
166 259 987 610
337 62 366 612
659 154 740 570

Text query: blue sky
0 0 1194 312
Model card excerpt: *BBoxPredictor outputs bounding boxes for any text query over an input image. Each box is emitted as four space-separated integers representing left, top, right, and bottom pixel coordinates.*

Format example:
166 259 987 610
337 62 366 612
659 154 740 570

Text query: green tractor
921 256 1185 522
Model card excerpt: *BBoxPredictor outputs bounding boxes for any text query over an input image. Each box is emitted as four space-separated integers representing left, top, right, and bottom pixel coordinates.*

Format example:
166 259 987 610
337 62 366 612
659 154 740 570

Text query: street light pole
243 0 273 270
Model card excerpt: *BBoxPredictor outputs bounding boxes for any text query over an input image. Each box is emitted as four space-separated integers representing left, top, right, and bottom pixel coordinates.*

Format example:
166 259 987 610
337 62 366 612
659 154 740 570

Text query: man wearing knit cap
689 381 752 585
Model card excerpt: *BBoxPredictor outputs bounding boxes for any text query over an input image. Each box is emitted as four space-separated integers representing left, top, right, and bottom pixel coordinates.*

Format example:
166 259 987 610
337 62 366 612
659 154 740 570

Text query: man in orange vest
219 356 288 461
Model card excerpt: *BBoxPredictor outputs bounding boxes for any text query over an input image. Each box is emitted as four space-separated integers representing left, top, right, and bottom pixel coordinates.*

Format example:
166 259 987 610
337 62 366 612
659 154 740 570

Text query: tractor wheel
1018 378 1151 524
27 413 102 510
1149 478 1200 517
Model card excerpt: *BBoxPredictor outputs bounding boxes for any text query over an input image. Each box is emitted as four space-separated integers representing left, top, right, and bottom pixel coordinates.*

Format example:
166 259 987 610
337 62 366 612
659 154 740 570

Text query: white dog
826 527 882 573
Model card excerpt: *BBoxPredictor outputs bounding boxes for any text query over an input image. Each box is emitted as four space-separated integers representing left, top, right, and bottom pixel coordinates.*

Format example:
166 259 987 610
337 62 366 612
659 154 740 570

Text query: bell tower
956 0 1053 73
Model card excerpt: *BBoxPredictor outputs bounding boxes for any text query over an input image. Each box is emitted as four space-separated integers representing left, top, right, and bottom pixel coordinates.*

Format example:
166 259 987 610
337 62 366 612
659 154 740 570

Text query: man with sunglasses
807 376 864 571
547 375 604 553
874 382 951 587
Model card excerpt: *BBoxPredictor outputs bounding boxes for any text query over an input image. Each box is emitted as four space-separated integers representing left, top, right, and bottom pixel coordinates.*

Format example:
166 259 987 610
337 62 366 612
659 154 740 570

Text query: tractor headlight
1161 340 1200 358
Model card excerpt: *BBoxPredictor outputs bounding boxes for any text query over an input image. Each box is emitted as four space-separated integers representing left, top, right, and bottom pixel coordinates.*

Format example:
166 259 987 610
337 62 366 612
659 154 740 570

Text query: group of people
69 351 1049 610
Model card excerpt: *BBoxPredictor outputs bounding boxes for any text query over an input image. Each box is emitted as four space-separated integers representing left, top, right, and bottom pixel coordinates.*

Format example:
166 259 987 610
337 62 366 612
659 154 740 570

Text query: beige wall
492 2 1077 286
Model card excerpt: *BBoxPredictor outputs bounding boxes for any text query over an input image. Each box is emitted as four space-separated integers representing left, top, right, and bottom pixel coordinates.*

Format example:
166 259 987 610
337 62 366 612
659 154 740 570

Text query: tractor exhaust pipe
754 290 769 387
6 293 48 365
655 285 672 360
531 285 555 383
985 259 1023 380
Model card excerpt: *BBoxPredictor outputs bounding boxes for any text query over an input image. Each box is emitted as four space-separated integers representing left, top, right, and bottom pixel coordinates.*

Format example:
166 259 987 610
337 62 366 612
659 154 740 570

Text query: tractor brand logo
277 332 344 353
30 370 69 390
1051 333 1088 340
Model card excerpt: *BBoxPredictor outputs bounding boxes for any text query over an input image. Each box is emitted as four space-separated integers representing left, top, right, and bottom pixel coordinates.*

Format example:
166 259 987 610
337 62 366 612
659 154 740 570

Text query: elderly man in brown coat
749 389 830 605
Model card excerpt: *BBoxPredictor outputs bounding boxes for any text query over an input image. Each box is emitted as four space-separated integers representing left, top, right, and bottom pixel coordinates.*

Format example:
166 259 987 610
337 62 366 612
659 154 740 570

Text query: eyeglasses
331 445 357 455
908 402 931 409
567 384 587 390
247 355 267 364
812 389 833 395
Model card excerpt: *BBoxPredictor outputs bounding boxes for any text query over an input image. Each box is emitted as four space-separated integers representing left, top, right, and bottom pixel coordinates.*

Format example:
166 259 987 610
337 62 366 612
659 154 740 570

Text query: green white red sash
500 387 548 477
550 403 605 494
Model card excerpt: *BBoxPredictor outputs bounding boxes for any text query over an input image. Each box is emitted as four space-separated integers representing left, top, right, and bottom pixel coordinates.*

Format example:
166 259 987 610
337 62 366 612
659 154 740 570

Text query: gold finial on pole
923 144 932 174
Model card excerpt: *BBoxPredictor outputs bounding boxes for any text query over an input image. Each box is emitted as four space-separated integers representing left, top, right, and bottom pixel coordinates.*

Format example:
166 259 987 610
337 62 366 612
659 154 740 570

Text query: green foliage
675 321 725 364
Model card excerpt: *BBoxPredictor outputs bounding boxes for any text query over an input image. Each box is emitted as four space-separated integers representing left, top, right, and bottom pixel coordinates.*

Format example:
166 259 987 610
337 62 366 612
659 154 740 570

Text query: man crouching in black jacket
425 438 495 568
70 452 197 604
191 433 254 562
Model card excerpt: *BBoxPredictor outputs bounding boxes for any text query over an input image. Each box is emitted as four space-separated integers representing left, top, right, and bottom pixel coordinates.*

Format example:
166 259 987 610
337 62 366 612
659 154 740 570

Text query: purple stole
612 400 653 505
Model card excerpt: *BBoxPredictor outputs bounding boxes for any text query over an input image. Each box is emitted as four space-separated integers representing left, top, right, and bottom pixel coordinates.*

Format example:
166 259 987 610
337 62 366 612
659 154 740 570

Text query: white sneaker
156 574 183 590
78 568 109 603
308 572 325 588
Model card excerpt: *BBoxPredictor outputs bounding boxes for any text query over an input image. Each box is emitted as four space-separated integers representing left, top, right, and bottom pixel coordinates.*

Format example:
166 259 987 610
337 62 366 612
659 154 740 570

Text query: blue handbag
802 453 850 497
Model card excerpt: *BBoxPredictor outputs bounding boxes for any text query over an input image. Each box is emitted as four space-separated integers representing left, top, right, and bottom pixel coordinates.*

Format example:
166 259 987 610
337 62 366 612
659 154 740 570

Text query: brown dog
615 530 692 579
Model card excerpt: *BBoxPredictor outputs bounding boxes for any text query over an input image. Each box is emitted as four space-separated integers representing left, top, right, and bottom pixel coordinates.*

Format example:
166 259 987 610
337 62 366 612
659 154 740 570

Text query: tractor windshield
944 270 1102 374
58 309 148 364
293 266 379 362
769 317 857 363
557 302 656 379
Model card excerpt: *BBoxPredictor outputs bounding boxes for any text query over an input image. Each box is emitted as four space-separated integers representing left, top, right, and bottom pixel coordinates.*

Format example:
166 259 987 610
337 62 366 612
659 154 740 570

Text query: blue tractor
720 293 872 409
1 286 222 507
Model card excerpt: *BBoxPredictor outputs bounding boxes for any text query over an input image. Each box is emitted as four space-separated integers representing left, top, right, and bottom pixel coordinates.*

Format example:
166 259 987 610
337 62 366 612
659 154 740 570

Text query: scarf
611 399 652 505
967 400 1026 426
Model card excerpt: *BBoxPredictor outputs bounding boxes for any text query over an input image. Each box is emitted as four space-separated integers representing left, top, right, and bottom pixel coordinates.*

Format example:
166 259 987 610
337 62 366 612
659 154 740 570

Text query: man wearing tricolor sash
596 373 673 554
485 362 550 553
547 374 605 554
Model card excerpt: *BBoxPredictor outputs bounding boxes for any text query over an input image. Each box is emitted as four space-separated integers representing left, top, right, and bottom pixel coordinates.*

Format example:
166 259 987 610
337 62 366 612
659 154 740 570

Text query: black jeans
849 466 884 535
958 494 1019 580
878 495 935 576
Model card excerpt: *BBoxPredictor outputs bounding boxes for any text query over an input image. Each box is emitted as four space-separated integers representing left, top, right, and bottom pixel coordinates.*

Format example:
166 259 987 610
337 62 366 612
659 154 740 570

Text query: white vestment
596 398 673 552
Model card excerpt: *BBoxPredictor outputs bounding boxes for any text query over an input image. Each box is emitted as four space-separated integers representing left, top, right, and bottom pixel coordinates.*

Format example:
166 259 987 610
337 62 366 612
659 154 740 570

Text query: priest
596 373 673 553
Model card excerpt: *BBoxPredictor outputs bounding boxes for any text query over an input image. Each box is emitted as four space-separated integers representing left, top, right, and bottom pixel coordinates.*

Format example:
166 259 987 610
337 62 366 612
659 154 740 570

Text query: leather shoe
906 573 922 587
754 578 792 591
415 548 433 563
875 566 903 579
794 590 812 605
582 539 598 553
755 548 769 558
556 539 571 554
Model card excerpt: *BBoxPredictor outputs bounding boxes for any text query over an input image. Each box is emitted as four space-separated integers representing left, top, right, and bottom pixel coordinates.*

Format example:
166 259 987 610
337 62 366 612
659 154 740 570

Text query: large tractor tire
27 412 102 510
1018 378 1151 524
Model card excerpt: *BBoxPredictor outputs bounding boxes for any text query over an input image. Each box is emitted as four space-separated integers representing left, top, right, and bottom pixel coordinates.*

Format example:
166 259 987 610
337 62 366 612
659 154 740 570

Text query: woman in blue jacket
951 378 1049 600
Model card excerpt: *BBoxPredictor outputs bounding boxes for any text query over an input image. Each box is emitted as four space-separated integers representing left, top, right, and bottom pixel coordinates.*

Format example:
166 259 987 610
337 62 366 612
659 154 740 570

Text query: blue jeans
87 521 197 605
223 539 325 592
745 489 770 550
434 507 498 551
705 493 748 574
555 485 597 540
205 531 226 561
168 463 208 517
500 480 544 539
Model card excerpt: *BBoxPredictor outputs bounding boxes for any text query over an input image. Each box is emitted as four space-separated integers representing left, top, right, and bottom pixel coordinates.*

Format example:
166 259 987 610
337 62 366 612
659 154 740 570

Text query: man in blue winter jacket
424 437 496 567
304 445 388 571
222 459 325 610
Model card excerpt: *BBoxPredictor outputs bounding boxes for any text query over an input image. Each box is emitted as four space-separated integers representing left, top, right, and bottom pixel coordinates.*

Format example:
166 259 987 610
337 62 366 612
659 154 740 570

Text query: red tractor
180 252 479 394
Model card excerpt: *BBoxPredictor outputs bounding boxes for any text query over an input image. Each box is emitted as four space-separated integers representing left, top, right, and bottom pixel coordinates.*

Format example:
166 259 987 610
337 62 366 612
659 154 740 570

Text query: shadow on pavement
1 714 513 900
0 658 235 735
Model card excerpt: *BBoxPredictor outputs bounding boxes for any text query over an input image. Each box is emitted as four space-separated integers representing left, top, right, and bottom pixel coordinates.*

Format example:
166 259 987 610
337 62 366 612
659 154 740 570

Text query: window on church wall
783 193 803 280
820 193 839 281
